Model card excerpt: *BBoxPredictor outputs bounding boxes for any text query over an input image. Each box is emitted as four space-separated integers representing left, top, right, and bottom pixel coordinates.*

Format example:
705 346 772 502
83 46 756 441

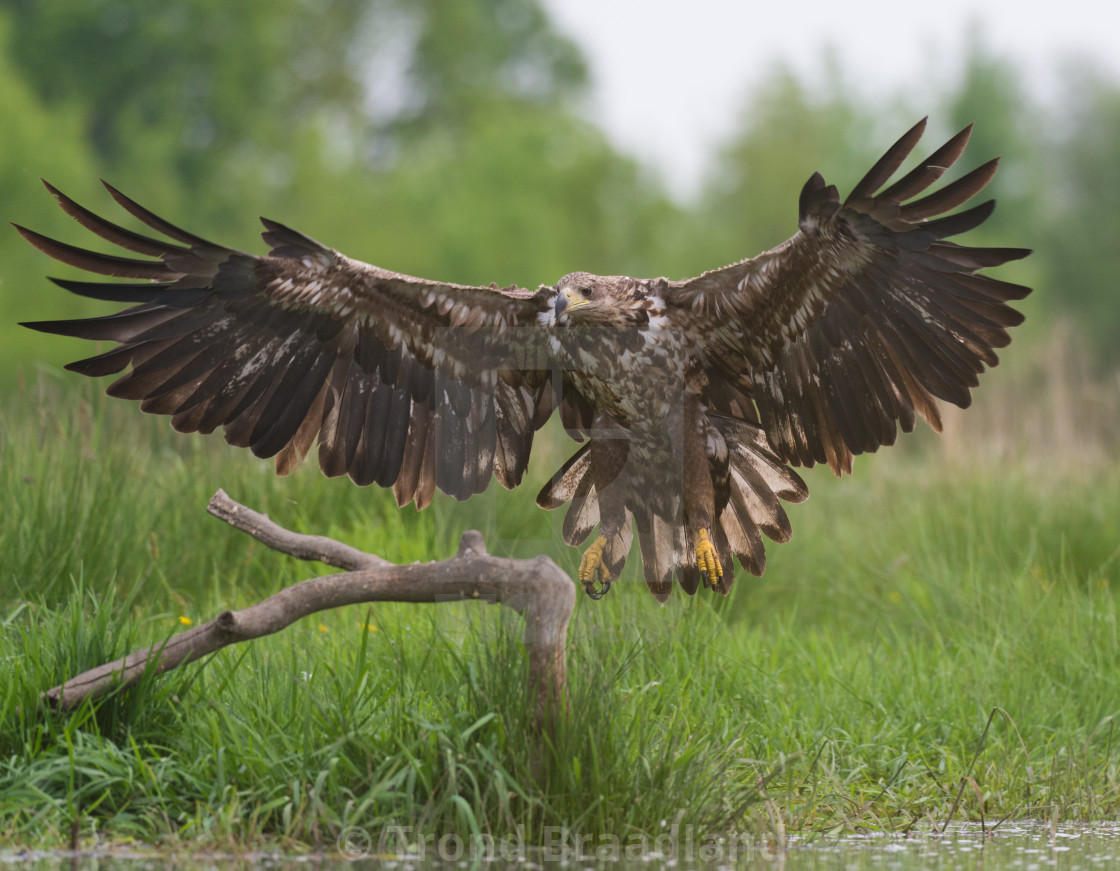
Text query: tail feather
723 421 809 503
602 517 633 578
637 516 676 602
542 448 634 576
561 470 599 546
740 460 796 542
714 415 809 581
675 523 700 595
536 443 591 509
721 468 767 576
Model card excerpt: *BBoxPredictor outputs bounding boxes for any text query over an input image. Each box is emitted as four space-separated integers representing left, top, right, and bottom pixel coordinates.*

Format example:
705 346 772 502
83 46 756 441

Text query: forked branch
42 489 575 727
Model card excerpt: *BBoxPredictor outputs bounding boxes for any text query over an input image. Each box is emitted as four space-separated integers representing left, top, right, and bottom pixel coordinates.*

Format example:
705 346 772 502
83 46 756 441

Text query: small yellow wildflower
178 616 192 626
318 623 330 633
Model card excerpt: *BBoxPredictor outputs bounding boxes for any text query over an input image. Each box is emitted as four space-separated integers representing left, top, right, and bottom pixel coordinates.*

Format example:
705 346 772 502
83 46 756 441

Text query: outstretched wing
667 118 1032 475
19 181 557 506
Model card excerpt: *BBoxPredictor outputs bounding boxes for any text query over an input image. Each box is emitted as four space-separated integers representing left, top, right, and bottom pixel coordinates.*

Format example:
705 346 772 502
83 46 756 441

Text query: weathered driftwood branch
43 489 575 726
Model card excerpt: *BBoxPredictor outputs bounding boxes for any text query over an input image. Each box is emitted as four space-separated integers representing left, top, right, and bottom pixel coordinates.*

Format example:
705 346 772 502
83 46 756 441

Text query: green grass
2 376 1119 850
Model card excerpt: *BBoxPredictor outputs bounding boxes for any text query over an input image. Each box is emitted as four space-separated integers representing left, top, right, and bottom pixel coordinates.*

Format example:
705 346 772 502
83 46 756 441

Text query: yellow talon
696 528 724 589
579 534 612 599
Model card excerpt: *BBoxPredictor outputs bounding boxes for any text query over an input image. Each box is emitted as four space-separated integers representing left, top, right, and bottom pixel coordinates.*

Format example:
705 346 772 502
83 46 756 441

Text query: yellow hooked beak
555 286 590 318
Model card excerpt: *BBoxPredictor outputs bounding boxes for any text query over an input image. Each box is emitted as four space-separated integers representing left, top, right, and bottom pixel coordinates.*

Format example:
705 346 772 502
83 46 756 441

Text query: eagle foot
578 534 612 599
696 528 724 589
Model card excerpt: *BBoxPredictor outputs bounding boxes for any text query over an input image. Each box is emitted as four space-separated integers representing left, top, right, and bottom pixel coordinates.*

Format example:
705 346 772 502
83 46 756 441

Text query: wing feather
391 395 430 507
845 117 930 204
250 348 337 458
434 399 467 498
41 180 188 257
899 160 999 221
872 124 974 204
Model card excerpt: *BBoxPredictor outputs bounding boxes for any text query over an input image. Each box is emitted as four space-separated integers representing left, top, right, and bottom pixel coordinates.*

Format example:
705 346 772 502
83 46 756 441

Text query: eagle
19 119 1030 602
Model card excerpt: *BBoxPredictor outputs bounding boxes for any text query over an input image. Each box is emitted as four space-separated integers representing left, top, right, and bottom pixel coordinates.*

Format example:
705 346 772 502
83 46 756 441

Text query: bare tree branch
42 490 575 728
205 488 392 570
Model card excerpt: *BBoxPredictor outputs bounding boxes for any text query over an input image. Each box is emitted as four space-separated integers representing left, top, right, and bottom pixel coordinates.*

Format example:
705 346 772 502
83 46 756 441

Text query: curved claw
578 534 613 599
696 528 724 589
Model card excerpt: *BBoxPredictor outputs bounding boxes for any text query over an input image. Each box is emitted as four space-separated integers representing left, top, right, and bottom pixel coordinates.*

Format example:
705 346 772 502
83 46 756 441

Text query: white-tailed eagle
19 119 1031 601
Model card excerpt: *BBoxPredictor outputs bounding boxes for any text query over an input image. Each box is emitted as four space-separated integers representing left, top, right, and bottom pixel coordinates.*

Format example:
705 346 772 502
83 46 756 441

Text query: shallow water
6 822 1120 870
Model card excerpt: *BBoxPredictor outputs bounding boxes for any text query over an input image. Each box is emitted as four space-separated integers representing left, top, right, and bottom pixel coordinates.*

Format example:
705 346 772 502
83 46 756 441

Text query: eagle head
547 272 649 328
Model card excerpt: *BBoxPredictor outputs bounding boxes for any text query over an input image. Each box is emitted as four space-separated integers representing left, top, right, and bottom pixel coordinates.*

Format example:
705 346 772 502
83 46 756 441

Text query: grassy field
2 372 1119 852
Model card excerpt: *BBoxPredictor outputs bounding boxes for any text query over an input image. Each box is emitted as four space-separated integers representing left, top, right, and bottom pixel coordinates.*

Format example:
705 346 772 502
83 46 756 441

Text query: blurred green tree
681 60 888 279
0 12 102 379
0 0 587 199
268 102 675 291
1 0 368 193
939 32 1034 206
935 36 1045 347
1040 64 1120 361
365 0 587 139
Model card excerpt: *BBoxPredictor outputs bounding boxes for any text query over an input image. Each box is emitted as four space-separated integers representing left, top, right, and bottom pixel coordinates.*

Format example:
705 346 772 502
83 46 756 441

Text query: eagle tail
542 416 809 600
640 416 809 601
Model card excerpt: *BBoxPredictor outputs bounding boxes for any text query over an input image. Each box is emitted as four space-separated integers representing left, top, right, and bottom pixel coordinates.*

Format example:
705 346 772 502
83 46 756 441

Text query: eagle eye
580 286 593 299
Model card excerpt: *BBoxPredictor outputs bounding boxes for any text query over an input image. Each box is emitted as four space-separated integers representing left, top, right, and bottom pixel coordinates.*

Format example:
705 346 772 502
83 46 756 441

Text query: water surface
7 822 1120 870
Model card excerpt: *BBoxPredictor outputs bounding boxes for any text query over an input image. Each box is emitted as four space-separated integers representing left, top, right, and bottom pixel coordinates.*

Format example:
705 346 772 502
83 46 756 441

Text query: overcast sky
540 0 1119 196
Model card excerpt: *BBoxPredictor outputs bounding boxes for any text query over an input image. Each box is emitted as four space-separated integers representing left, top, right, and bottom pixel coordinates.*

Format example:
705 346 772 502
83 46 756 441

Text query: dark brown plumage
19 119 1031 601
